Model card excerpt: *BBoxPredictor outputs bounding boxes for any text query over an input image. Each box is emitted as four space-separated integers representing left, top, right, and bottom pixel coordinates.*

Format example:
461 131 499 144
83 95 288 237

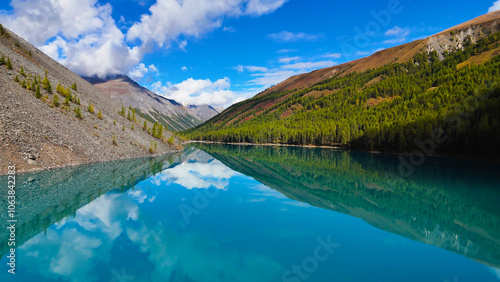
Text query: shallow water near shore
1 144 499 281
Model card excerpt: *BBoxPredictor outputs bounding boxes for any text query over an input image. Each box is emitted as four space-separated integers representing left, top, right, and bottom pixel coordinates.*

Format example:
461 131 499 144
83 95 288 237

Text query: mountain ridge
86 74 220 131
255 10 500 98
186 11 500 158
0 24 181 174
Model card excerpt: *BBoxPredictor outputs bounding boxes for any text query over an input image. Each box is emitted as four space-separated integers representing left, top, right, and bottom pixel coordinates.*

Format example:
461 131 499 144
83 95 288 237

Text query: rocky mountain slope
86 75 220 131
186 11 500 157
0 25 181 174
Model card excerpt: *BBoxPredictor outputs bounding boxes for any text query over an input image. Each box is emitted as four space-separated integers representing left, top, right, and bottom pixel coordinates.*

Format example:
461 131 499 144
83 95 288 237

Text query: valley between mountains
2 11 500 174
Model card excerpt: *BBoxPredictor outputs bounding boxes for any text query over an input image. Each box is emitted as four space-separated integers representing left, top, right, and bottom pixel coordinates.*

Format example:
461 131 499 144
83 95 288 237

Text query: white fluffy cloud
128 63 158 80
489 0 500 12
152 77 244 107
127 0 287 56
1 0 107 46
128 63 149 80
1 0 141 78
148 64 159 73
1 0 287 78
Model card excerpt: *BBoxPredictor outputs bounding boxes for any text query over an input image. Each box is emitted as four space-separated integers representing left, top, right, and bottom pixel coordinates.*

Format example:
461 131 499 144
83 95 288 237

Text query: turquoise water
1 144 500 281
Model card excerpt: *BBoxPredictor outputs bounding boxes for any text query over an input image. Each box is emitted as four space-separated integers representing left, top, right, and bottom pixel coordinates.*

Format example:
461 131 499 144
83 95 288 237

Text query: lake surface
1 144 500 281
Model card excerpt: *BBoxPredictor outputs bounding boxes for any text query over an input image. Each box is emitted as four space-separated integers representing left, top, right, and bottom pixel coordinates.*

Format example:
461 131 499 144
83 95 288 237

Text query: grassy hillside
186 30 500 158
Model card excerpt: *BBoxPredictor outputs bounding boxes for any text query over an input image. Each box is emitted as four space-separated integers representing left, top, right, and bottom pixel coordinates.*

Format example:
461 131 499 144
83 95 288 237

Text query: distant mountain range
185 10 500 158
84 74 221 131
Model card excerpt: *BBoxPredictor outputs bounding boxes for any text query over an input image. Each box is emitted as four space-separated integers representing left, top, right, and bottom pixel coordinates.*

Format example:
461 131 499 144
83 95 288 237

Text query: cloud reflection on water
17 151 282 282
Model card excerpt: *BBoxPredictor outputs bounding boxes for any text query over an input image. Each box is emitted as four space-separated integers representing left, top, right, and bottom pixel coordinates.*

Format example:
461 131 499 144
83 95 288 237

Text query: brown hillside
436 10 500 36
257 11 500 97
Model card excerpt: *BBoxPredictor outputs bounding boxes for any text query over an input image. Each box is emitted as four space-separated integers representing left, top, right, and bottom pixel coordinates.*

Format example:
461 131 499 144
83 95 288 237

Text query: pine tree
31 81 36 92
143 120 148 130
21 80 26 88
168 136 174 145
20 66 25 77
0 55 5 65
75 106 82 119
149 141 154 154
119 105 125 116
97 109 103 119
42 73 52 93
112 135 117 145
71 83 77 91
158 124 163 139
88 103 94 114
53 94 60 107
64 95 70 106
0 24 9 38
152 123 157 137
35 85 41 99
14 75 19 83
56 83 63 94
6 57 12 70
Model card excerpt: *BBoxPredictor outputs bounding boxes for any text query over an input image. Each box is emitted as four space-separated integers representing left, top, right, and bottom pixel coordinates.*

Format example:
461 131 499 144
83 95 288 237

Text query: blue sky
1 0 499 107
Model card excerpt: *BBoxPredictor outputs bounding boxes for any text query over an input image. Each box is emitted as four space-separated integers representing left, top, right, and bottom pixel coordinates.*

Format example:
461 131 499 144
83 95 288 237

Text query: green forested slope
186 33 500 157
